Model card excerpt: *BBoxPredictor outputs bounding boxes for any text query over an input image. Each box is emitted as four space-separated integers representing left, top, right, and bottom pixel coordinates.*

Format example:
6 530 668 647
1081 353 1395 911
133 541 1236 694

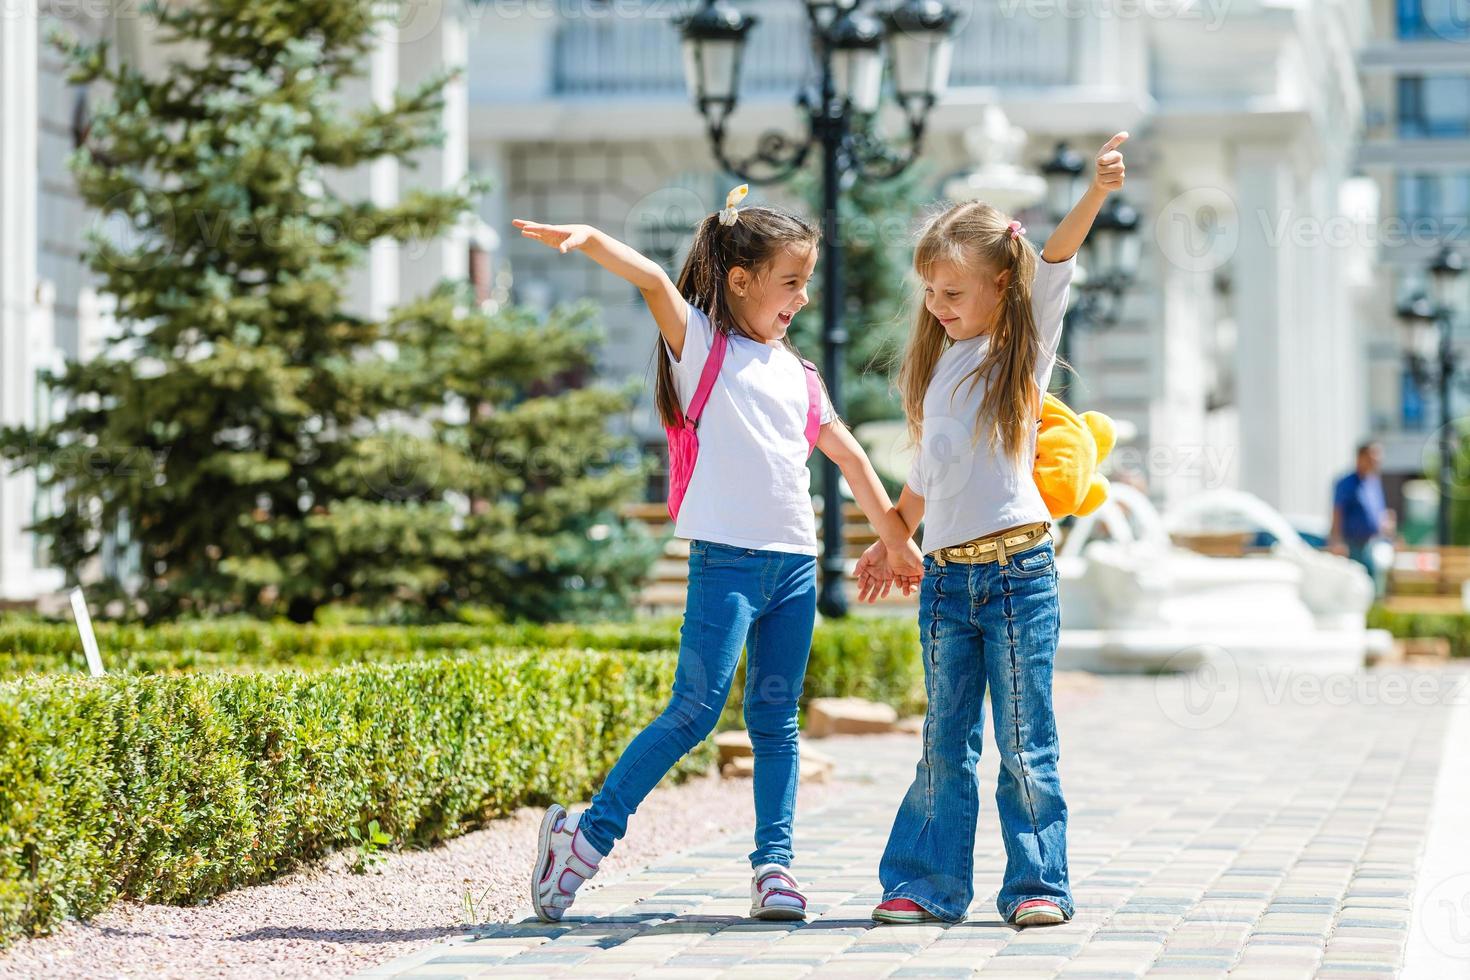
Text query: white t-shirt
662 301 836 556
906 254 1077 555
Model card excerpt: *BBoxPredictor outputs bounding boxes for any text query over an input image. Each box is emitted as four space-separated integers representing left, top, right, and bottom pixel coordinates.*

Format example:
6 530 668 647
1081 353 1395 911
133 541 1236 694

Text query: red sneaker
871 898 941 924
1010 899 1066 927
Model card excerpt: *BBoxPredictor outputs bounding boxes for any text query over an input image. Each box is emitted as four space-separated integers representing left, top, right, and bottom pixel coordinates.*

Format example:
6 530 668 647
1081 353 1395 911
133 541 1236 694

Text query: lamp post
1039 141 1085 229
1398 245 1468 545
1037 142 1141 398
677 0 958 618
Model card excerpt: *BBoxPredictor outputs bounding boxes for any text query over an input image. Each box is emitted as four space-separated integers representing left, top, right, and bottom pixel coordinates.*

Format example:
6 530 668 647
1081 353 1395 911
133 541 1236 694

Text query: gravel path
0 771 841 980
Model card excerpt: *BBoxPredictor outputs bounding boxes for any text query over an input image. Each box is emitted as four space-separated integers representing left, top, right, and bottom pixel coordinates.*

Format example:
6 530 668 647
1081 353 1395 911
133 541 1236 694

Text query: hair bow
718 184 749 227
1007 219 1027 239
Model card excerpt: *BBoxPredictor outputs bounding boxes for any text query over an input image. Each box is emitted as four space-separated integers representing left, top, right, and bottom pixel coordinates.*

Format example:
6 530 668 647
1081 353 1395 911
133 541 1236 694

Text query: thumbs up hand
1093 132 1128 194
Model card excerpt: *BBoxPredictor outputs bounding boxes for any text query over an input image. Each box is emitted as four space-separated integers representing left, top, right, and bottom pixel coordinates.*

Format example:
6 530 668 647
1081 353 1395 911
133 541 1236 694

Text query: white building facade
1357 0 1470 532
469 0 1376 530
2 0 1389 601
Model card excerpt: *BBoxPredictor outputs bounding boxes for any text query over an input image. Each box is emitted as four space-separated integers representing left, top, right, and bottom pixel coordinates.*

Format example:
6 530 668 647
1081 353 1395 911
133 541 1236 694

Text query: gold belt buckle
937 521 1050 567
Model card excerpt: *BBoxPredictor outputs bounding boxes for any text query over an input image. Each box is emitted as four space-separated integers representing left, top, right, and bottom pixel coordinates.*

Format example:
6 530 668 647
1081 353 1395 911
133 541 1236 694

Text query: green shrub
807 617 925 715
1367 605 1470 658
718 616 924 728
0 614 926 943
0 619 687 677
0 617 927 703
0 648 712 944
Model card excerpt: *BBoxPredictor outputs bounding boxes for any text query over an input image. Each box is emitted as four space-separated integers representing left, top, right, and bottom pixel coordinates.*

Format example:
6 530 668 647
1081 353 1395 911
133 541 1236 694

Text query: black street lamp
1399 245 1468 545
1088 195 1143 294
1040 141 1085 227
1038 142 1141 397
677 0 958 618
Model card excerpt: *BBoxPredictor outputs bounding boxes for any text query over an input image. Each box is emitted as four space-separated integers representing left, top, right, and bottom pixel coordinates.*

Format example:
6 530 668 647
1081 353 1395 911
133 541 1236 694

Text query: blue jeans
579 539 817 868
1346 538 1386 600
878 536 1074 922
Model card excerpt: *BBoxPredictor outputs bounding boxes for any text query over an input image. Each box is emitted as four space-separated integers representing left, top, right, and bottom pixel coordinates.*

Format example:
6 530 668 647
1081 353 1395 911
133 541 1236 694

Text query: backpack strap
801 359 822 453
685 327 728 429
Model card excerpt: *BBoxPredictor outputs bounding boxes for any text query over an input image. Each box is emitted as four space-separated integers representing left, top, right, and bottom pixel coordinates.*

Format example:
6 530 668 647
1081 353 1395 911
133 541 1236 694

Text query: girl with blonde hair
858 133 1130 928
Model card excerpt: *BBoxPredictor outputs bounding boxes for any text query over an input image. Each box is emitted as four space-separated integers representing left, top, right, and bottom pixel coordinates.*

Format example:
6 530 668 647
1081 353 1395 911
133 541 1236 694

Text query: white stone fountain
1056 485 1390 674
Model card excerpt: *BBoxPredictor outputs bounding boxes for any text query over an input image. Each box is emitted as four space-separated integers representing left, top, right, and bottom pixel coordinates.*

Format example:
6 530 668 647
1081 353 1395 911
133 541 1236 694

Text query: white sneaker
531 804 604 922
750 863 807 920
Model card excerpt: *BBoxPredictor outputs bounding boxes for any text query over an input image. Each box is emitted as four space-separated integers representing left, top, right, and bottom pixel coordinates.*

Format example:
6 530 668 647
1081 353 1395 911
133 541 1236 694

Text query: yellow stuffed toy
1033 393 1116 518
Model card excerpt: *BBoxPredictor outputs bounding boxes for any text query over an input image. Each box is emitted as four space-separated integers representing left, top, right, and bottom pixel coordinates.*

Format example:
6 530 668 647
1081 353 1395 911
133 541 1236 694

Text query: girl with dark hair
513 184 923 923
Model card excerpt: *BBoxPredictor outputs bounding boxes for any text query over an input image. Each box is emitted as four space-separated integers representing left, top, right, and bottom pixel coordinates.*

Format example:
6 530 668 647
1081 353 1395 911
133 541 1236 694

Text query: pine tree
390 291 660 622
0 0 655 622
1436 422 1470 547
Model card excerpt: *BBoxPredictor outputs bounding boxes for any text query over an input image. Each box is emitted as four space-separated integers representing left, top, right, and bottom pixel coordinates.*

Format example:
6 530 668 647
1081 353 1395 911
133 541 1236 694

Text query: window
1401 363 1426 431
1398 75 1470 137
1396 171 1470 223
1397 0 1470 39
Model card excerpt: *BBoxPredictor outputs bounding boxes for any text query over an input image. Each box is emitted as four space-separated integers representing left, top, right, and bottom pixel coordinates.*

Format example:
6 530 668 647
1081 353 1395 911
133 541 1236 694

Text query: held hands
513 219 595 254
1092 132 1128 194
888 536 924 579
854 539 923 604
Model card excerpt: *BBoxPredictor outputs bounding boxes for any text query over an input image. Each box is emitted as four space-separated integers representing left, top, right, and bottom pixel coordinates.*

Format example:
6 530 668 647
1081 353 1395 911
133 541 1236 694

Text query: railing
552 1 808 96
948 3 1076 88
551 0 1075 97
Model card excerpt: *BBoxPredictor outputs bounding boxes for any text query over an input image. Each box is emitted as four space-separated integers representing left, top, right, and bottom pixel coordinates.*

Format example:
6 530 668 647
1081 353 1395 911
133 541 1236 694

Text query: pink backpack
665 328 823 521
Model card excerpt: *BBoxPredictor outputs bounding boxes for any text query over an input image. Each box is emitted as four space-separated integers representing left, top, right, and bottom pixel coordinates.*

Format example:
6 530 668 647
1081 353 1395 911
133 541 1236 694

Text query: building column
473 141 508 297
1299 165 1365 521
1234 138 1365 521
339 15 402 323
1149 255 1212 506
368 18 401 323
1233 141 1299 513
397 0 469 300
0 1 43 600
1145 151 1216 508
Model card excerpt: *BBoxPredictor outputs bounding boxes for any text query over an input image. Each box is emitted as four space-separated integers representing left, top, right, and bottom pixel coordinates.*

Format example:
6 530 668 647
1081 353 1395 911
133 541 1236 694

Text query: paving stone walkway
357 664 1470 979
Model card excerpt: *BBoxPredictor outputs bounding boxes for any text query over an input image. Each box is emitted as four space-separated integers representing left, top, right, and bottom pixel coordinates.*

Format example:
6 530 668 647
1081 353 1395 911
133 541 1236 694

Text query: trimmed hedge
0 619 928 715
1367 605 1470 658
0 642 509 678
0 648 714 944
804 618 925 716
0 616 926 943
0 620 684 677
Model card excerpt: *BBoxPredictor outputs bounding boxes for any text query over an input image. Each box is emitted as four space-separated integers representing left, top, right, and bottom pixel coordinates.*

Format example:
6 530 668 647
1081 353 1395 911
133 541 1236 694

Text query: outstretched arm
512 220 689 358
1042 132 1128 263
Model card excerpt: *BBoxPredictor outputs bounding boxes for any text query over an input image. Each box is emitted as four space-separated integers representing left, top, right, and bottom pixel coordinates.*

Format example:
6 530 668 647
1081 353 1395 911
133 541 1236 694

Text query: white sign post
68 586 105 677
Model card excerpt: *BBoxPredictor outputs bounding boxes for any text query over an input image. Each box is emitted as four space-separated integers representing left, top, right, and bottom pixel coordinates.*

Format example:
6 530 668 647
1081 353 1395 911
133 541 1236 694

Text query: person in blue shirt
1329 441 1394 597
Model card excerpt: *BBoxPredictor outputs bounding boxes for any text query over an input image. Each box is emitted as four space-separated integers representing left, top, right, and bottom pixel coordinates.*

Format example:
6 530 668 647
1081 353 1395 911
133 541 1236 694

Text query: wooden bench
1380 594 1467 614
1169 531 1256 558
1388 546 1470 599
